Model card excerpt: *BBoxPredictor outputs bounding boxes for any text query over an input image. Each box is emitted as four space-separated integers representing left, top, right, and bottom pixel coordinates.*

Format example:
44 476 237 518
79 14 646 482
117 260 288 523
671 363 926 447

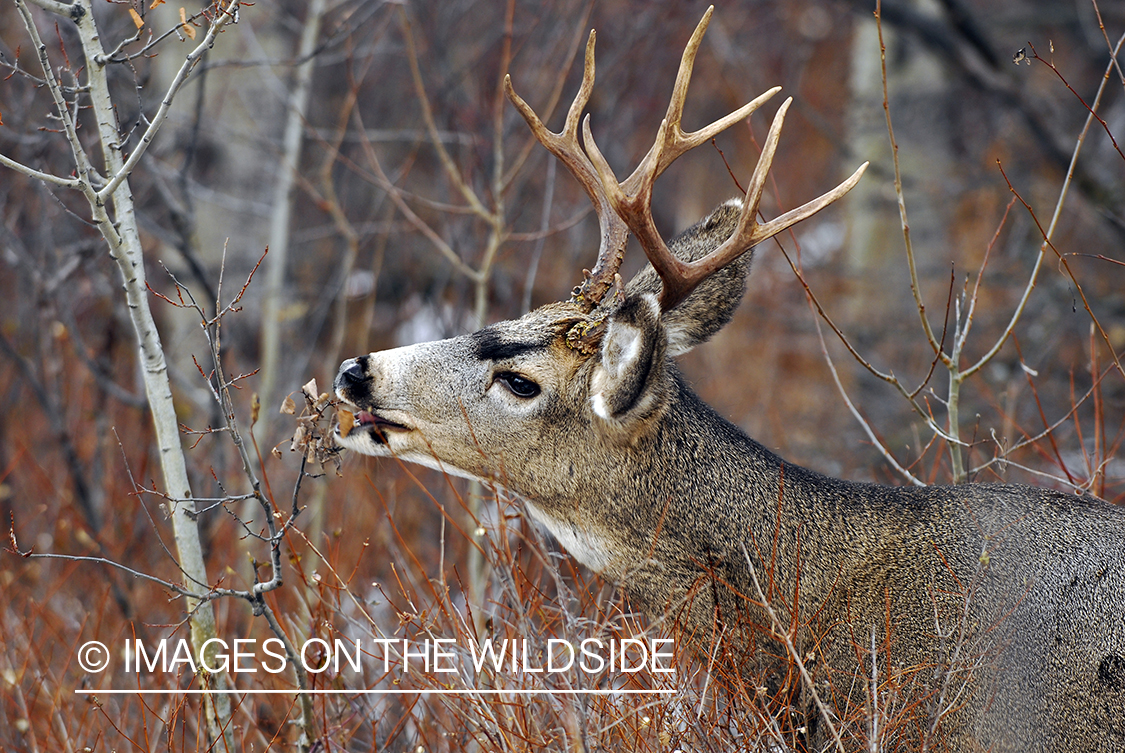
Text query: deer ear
589 293 671 430
626 200 751 355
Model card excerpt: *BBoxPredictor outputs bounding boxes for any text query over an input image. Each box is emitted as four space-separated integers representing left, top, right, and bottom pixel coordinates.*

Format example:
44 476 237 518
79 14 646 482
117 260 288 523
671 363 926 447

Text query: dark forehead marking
471 327 548 362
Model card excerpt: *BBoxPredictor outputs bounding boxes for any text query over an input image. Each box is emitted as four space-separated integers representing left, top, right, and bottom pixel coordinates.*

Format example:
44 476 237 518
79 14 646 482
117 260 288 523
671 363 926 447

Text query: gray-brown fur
627 200 752 355
335 201 1125 751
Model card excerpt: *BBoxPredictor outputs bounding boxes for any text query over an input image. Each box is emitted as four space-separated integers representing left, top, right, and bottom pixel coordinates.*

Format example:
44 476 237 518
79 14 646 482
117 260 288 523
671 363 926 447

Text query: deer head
334 6 867 573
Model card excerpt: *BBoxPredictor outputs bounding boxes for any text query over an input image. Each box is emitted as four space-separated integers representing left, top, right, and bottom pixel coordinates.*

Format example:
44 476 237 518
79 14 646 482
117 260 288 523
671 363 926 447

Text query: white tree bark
10 0 240 744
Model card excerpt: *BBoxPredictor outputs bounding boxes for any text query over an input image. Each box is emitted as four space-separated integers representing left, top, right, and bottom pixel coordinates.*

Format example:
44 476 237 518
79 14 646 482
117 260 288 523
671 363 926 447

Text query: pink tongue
356 411 377 426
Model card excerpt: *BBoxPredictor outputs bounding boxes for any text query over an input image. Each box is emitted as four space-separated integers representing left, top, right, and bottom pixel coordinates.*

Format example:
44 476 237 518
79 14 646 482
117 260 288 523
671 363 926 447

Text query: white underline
76 688 676 695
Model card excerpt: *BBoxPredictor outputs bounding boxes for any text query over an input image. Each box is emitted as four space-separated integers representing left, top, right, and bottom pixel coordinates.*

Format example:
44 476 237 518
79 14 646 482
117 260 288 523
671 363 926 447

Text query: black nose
336 358 368 389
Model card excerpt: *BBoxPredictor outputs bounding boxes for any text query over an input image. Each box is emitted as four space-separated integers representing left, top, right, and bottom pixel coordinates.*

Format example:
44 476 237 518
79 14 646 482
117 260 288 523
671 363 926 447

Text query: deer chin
334 407 487 483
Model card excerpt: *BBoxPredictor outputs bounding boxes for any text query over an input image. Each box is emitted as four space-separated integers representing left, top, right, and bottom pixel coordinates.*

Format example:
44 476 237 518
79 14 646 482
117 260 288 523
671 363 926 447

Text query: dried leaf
271 447 283 460
149 0 164 7
278 374 346 473
338 409 355 438
128 7 144 28
250 393 261 424
291 424 307 451
179 7 196 39
302 378 318 402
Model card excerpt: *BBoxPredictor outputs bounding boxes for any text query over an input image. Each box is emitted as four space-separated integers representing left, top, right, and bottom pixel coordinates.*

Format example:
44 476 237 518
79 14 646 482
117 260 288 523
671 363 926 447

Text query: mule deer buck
335 9 1125 751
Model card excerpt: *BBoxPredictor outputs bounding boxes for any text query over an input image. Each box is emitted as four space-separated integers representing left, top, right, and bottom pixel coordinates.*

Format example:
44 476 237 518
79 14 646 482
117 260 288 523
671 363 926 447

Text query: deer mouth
356 410 409 437
337 403 411 444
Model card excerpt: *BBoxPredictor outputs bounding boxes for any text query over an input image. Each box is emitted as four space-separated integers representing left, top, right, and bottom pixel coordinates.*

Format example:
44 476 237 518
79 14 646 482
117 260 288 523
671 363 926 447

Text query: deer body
336 203 1125 751
335 10 1125 750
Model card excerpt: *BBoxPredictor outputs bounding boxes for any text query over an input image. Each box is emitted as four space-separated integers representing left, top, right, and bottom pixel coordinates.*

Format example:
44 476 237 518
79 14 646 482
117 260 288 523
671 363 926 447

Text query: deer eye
495 371 540 398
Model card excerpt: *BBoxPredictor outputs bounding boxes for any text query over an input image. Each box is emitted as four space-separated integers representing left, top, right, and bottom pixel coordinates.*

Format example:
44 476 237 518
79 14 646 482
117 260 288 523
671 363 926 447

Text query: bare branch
960 33 1125 381
810 312 926 486
875 0 944 360
26 552 205 599
13 0 102 197
743 544 846 753
396 5 489 219
97 0 241 202
352 108 482 282
0 151 83 188
23 0 78 18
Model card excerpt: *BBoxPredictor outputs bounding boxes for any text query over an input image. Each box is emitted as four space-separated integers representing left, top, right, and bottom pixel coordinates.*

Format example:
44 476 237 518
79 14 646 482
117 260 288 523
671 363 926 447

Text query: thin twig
0 151 83 187
962 31 1124 381
742 544 846 753
875 0 944 361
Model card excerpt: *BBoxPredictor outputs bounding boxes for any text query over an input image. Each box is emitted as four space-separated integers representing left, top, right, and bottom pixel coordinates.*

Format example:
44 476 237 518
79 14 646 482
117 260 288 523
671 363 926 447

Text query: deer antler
586 93 868 310
504 31 629 310
507 5 868 314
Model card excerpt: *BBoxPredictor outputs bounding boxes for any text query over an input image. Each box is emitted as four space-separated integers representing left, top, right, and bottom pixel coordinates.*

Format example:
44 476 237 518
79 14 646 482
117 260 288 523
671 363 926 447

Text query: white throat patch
522 502 614 573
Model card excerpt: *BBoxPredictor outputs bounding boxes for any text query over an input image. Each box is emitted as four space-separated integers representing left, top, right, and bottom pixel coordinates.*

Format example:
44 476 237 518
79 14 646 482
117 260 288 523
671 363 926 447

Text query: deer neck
521 368 804 582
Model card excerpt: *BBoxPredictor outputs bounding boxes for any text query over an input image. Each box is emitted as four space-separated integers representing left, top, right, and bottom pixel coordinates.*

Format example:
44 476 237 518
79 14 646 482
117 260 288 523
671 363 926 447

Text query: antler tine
620 6 780 194
581 113 690 310
505 31 629 310
658 98 869 309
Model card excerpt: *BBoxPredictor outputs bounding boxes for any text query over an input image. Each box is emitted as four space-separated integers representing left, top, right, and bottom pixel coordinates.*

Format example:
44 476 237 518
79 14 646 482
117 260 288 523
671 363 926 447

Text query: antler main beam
505 31 628 310
587 95 868 310
507 5 868 313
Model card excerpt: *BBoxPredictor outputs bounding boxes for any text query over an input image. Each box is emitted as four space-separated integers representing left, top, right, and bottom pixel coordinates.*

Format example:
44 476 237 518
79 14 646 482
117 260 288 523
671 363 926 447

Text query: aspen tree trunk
11 0 239 744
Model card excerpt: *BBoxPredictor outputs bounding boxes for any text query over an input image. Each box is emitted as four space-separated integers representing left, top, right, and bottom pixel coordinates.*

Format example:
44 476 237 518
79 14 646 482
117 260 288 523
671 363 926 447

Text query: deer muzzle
334 355 413 446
